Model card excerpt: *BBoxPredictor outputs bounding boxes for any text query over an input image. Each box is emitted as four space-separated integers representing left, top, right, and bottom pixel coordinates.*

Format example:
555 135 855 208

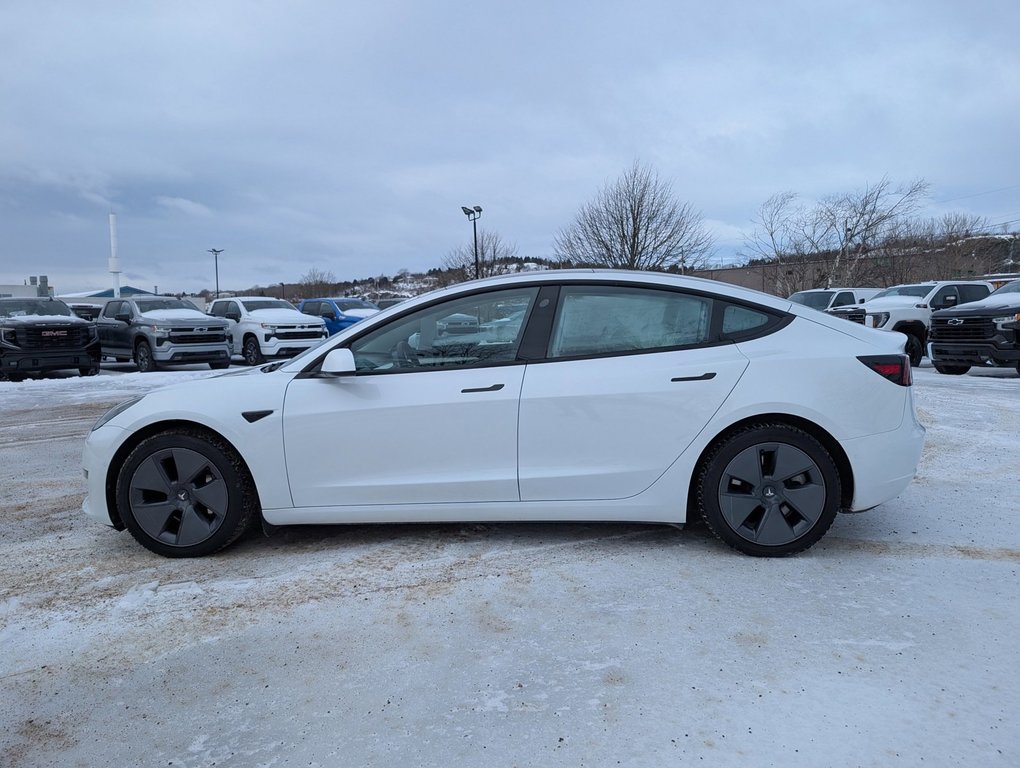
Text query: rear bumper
841 391 926 511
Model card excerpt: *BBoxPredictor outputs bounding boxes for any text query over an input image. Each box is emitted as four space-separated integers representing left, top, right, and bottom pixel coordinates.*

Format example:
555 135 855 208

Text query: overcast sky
2 1 1018 295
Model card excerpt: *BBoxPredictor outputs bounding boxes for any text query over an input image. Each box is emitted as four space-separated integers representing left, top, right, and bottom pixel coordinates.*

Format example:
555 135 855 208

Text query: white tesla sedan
82 271 925 558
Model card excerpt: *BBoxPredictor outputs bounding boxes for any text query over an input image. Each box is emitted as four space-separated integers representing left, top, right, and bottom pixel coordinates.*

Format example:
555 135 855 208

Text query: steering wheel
392 340 419 368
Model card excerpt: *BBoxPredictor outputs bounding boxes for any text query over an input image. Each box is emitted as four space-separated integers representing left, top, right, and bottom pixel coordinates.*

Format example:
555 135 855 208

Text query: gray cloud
2 0 1018 294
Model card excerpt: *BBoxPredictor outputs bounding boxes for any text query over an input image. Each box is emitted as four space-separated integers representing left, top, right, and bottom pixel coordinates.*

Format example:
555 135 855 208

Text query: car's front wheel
242 336 265 366
697 424 841 557
904 334 924 367
134 340 158 373
115 429 257 557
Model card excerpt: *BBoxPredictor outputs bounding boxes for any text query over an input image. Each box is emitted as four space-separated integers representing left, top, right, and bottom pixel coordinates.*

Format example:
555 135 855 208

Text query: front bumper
1 340 101 373
928 339 1020 366
152 341 231 364
81 424 127 528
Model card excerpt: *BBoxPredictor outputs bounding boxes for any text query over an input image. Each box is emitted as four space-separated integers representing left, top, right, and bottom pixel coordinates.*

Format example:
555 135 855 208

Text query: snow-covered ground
1 363 1017 767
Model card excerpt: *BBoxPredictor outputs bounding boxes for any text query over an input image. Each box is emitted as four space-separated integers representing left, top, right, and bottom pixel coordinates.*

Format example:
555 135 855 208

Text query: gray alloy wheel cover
717 441 827 546
128 446 230 547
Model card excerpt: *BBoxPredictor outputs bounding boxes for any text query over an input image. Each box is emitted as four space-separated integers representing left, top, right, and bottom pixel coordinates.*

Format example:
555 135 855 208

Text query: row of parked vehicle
789 279 1020 375
3 278 1018 381
0 295 387 380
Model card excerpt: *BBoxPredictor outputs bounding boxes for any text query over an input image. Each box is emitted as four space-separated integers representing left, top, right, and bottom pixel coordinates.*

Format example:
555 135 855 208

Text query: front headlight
145 325 172 337
91 395 145 432
0 327 16 345
260 323 279 332
993 313 1020 330
869 312 890 328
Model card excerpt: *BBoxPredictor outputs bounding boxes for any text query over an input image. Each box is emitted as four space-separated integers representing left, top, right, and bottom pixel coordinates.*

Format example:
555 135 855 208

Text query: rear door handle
671 372 717 382
461 384 505 393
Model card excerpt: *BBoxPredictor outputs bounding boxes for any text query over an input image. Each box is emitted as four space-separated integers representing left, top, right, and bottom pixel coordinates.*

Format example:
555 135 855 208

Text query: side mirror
115 312 131 323
321 309 337 320
320 348 356 376
941 295 959 308
226 311 241 322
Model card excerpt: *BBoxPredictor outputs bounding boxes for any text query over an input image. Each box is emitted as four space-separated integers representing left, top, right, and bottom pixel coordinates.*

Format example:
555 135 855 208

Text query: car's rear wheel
209 361 230 370
933 363 970 375
134 340 158 372
242 336 265 366
115 430 256 557
79 364 100 377
697 424 840 557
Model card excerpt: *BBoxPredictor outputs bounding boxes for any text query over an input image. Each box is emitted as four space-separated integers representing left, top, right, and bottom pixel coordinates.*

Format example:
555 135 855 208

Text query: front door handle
461 384 505 393
671 372 717 382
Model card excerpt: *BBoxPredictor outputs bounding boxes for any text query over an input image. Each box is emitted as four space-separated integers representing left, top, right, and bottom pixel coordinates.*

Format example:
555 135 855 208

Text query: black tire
115 429 257 557
904 334 924 367
134 340 158 372
79 364 100 377
242 336 265 366
697 424 841 557
209 361 230 370
933 363 970 375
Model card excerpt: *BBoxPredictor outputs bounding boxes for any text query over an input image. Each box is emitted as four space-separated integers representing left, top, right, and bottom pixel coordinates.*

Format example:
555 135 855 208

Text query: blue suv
298 297 380 336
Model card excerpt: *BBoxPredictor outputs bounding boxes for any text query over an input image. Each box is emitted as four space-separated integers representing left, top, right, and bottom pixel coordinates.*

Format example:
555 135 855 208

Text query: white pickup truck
207 297 328 366
827 281 993 366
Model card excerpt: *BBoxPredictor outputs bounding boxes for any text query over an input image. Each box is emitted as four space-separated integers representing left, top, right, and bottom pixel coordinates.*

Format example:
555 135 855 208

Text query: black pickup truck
0 297 101 381
928 280 1020 375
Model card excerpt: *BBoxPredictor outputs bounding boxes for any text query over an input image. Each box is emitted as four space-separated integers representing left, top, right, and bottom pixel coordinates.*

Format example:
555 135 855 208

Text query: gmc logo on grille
41 330 68 337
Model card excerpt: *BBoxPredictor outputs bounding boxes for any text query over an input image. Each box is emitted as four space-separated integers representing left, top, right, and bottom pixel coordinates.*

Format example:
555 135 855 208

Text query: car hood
139 309 227 325
340 308 378 319
0 314 92 325
933 296 1020 316
248 308 325 325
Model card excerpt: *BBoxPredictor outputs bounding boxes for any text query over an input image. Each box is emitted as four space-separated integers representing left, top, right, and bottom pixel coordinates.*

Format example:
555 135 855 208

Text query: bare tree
443 230 520 280
299 268 336 299
555 161 714 272
743 178 931 292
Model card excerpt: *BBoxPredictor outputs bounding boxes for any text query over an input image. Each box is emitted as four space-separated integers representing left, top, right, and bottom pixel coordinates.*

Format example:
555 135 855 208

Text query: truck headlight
260 323 279 332
146 325 172 337
993 314 1020 330
868 312 890 328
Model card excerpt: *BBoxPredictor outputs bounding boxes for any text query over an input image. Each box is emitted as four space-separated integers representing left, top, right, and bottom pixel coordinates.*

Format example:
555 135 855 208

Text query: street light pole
207 248 224 298
461 205 482 279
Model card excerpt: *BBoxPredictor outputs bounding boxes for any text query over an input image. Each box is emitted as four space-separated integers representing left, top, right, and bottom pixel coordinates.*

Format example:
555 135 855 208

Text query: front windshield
788 291 834 310
0 299 73 317
135 298 194 313
991 280 1020 295
872 285 932 299
242 299 296 311
336 299 378 311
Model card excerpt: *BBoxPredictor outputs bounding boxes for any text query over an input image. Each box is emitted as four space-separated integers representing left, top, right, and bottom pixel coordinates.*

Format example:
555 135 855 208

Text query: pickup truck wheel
242 337 265 366
904 334 924 367
697 424 840 557
933 363 969 375
209 361 230 370
134 340 158 373
78 364 100 377
116 430 256 557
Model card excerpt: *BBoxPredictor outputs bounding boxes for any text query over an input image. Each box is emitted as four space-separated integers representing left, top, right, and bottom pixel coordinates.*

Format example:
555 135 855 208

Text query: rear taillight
858 355 912 386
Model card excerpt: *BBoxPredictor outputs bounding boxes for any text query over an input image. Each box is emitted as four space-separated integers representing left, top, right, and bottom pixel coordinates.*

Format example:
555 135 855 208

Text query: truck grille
276 330 323 340
21 325 92 348
930 318 995 341
829 308 866 324
167 330 227 345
